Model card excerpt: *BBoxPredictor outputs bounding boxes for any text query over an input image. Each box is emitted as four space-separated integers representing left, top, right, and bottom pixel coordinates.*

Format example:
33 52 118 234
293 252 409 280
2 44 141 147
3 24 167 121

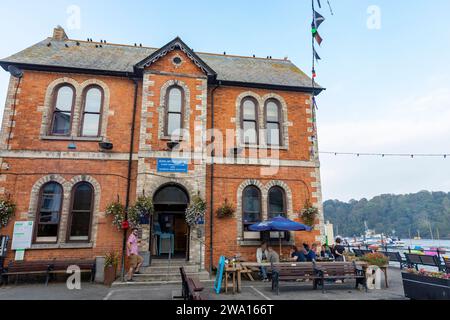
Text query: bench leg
15 274 18 285
321 277 325 294
45 272 50 286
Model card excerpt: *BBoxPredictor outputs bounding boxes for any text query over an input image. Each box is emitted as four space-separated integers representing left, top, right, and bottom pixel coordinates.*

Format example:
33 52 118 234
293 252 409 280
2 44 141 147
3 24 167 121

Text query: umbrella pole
279 233 282 258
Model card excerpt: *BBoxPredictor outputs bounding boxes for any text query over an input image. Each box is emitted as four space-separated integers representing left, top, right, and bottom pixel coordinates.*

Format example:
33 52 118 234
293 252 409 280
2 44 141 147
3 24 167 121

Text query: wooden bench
1 261 52 285
271 262 318 295
179 267 206 301
49 260 96 282
1 259 96 286
314 261 367 293
443 257 450 274
379 251 408 269
405 253 444 271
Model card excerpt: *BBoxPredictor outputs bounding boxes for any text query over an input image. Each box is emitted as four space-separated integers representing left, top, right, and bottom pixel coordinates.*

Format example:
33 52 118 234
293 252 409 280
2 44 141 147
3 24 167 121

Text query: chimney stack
52 26 68 41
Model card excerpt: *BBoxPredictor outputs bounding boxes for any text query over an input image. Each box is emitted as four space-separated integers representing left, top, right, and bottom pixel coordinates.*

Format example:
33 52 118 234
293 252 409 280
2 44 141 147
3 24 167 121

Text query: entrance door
152 184 190 260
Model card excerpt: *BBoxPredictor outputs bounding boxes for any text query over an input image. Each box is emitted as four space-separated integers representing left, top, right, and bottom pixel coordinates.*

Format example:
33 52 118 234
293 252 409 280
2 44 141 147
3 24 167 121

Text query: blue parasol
249 216 312 256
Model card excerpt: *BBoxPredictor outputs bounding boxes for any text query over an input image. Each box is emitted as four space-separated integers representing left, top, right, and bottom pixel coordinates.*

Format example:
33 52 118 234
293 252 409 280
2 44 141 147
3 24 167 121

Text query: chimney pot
52 26 68 41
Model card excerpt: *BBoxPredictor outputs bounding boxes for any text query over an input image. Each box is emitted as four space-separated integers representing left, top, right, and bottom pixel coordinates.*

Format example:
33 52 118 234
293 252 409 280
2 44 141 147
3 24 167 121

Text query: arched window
265 99 282 146
268 186 286 219
241 98 259 145
242 186 262 231
81 86 103 137
35 182 63 243
67 182 94 242
51 85 75 136
165 86 184 137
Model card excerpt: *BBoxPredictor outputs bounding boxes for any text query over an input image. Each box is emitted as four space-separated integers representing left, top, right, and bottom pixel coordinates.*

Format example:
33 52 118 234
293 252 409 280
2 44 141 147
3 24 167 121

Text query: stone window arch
159 80 190 140
265 180 294 220
262 93 289 148
235 92 264 147
41 78 81 137
79 79 111 140
236 179 266 241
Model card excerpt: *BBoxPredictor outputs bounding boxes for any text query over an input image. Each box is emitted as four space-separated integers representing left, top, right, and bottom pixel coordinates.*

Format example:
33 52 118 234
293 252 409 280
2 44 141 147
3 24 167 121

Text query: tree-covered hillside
323 191 450 239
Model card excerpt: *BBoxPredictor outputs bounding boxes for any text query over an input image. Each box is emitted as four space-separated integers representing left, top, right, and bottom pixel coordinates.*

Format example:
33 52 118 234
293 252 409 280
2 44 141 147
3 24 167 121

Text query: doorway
151 184 190 260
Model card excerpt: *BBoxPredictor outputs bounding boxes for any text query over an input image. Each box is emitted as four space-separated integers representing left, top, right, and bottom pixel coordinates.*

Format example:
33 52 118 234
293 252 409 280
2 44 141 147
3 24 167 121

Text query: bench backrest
7 261 51 273
380 251 402 262
405 253 440 267
352 249 363 257
315 262 357 276
50 260 95 271
272 263 315 277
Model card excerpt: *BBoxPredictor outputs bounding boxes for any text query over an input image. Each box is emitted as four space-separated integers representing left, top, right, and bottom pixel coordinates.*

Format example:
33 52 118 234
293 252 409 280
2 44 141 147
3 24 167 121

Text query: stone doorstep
141 265 202 274
131 271 211 282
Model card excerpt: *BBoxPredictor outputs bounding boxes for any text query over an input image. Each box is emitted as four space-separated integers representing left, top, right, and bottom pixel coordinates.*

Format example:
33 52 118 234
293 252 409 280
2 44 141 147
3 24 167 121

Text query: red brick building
0 27 325 274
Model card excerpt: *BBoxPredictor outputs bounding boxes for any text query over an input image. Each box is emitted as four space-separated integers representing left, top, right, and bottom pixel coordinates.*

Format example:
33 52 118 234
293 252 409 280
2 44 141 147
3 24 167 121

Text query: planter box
402 272 450 300
104 265 117 287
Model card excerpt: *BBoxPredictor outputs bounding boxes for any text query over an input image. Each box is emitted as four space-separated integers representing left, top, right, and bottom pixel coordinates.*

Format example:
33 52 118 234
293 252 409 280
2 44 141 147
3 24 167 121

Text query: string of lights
319 151 450 159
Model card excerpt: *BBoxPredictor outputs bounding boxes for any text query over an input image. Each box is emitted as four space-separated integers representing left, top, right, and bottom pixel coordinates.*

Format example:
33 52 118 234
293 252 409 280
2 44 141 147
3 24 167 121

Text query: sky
0 0 449 202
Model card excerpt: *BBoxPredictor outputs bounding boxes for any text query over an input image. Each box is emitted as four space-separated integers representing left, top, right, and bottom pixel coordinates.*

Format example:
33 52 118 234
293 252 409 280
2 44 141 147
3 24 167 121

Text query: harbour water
401 239 450 251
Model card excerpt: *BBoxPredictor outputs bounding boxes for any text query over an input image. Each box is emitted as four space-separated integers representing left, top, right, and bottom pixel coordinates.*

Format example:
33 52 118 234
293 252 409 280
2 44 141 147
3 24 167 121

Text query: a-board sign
214 256 226 294
11 221 33 250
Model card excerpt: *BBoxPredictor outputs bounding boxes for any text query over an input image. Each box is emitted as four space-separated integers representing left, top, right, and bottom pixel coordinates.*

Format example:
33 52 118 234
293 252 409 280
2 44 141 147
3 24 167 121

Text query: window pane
40 183 62 212
82 113 100 136
55 86 74 112
70 212 91 238
73 184 93 211
269 188 285 218
243 121 257 144
39 211 60 224
52 112 71 135
168 113 182 136
267 122 280 145
243 187 261 212
84 88 102 113
266 101 279 122
168 87 182 112
243 100 256 120
37 224 58 238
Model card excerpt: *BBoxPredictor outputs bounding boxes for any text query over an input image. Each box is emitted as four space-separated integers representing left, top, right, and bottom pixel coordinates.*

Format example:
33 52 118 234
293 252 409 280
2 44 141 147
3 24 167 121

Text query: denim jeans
260 267 268 280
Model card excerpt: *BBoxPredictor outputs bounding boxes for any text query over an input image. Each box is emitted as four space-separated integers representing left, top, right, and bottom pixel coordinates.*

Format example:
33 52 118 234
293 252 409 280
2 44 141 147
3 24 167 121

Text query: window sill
41 136 103 142
30 242 94 250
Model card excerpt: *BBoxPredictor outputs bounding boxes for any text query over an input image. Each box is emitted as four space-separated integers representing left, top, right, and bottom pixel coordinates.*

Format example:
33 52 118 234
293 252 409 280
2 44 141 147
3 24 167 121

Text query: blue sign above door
157 158 189 173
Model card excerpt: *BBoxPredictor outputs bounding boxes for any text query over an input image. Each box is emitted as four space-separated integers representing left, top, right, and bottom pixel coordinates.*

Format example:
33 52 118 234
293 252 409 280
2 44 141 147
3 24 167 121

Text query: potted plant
105 200 126 230
104 251 120 286
300 200 318 227
402 268 450 300
216 199 235 219
185 194 206 227
359 252 389 268
0 197 16 229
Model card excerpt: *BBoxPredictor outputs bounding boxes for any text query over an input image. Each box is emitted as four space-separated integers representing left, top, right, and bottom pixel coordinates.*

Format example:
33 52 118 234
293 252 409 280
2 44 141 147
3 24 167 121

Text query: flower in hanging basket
185 195 206 226
105 201 126 230
299 199 318 227
0 198 16 228
128 195 154 227
216 199 235 218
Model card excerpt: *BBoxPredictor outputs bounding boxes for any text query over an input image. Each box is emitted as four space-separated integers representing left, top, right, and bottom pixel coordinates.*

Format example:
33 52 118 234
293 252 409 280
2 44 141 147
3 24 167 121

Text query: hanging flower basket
0 198 16 228
185 195 206 226
216 199 235 219
299 199 318 227
105 201 126 230
128 195 154 226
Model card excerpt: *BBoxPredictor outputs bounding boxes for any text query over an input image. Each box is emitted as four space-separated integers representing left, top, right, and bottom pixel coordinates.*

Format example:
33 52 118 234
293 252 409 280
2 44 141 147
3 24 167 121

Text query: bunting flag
313 10 325 29
313 30 323 46
313 46 321 61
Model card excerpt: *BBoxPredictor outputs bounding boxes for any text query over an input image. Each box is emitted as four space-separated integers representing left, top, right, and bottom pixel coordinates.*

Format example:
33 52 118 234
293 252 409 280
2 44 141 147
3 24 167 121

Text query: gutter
121 77 139 281
209 82 221 275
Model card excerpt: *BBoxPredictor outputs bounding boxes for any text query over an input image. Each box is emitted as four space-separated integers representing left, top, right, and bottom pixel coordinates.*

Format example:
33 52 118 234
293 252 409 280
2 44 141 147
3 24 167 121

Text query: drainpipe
121 77 139 281
209 82 221 275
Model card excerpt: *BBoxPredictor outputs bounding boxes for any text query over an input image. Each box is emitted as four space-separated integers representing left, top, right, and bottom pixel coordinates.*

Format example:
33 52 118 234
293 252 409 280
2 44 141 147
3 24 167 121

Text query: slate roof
0 38 322 92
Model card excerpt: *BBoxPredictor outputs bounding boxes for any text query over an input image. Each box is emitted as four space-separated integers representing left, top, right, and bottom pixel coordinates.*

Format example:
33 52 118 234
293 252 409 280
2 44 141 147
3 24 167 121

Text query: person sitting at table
256 242 269 281
290 245 307 262
320 244 333 259
306 243 318 262
267 245 280 263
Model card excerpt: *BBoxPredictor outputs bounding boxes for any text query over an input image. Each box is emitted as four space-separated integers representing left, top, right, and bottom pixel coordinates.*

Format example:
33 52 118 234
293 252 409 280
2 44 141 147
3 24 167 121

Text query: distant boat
414 230 421 240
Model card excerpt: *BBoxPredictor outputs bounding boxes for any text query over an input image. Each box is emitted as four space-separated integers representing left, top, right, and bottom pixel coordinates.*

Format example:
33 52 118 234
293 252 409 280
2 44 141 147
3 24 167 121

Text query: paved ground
0 267 407 300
